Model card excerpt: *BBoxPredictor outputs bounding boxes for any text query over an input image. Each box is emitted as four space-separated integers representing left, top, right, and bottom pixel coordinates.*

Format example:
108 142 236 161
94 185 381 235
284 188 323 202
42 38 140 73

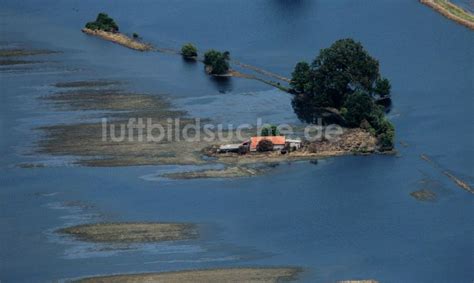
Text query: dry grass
58 222 198 243
82 28 153 51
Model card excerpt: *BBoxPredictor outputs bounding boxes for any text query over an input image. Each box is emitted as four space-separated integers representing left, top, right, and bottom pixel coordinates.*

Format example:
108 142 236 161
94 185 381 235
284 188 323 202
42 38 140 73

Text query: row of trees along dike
85 13 119 33
290 38 394 151
203 50 230 75
181 43 230 75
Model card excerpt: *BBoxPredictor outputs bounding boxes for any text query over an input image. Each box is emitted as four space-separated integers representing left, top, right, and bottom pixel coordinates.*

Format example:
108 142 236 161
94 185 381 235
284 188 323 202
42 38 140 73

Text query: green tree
289 38 395 151
374 77 391 97
290 61 310 93
181 43 198 59
291 39 387 119
203 50 230 75
377 119 395 150
260 125 280 136
342 91 375 127
85 13 119 32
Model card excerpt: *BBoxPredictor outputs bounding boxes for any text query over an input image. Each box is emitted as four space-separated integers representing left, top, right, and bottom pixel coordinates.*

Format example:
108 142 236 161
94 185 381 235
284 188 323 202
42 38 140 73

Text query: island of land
82 28 153 51
58 222 198 243
82 13 152 51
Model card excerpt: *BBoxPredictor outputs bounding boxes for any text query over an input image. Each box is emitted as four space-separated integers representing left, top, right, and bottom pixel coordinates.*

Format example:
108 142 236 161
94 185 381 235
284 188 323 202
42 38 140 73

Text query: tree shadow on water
208 76 233 94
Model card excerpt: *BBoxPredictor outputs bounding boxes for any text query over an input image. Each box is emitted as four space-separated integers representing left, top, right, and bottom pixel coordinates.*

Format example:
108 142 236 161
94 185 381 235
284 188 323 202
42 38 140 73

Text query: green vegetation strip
434 0 474 22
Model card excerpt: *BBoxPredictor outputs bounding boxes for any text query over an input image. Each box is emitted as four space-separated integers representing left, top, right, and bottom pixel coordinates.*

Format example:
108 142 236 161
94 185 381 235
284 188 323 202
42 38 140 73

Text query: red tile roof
250 136 286 151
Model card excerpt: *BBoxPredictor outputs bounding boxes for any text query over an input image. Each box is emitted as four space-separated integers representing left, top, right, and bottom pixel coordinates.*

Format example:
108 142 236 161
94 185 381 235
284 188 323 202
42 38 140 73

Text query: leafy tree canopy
260 125 280 136
203 50 230 75
85 13 119 33
342 91 375 127
181 43 198 59
290 62 311 94
374 77 391 97
290 38 394 150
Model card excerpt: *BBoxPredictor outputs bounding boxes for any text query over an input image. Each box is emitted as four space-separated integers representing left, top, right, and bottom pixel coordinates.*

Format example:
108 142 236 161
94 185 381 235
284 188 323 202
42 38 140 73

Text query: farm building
218 136 302 153
250 136 286 152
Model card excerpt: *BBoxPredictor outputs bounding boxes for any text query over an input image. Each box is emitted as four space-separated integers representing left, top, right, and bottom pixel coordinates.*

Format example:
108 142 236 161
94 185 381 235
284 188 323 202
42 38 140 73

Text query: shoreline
81 28 153 51
420 0 474 30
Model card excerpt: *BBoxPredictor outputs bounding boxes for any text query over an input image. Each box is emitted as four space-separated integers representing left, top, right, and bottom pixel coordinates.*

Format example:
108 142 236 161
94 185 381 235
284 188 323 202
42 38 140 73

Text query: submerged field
74 268 301 283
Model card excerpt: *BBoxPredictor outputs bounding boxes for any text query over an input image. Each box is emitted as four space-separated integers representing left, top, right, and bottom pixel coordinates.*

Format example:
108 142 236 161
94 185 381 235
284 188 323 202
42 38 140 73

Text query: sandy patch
82 28 153 51
73 267 300 283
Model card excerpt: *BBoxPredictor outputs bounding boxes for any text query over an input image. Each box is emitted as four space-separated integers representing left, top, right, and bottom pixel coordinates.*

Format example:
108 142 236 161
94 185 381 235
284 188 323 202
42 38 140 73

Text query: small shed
218 144 242 153
286 138 302 150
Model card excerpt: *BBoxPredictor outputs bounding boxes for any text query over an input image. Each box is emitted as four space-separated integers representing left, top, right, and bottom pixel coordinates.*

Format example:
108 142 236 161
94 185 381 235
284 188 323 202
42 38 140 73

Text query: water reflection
208 76 233 94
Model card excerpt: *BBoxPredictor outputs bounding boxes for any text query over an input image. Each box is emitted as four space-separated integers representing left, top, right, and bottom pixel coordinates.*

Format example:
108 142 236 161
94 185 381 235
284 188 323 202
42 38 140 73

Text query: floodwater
0 0 473 282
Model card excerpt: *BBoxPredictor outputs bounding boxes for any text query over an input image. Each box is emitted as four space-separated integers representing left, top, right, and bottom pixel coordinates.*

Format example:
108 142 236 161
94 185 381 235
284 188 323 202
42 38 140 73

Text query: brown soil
73 267 301 283
410 189 437 202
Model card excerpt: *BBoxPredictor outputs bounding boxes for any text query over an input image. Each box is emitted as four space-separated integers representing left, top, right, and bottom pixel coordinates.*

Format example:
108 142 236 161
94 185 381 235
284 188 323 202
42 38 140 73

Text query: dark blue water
0 0 473 282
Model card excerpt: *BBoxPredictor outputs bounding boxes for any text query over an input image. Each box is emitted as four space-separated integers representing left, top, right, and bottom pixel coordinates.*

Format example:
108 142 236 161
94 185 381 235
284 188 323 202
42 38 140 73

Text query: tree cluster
290 38 394 150
181 43 198 59
203 50 230 75
85 13 119 33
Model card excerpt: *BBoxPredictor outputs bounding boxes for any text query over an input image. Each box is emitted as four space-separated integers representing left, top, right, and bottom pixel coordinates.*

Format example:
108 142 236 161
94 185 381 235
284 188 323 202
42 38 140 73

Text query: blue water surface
0 0 473 282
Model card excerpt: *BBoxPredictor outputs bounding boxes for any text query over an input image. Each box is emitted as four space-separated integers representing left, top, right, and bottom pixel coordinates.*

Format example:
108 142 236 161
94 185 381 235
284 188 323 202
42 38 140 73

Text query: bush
85 13 119 33
260 125 279 136
257 139 274 152
377 119 395 150
132 33 139 39
181 43 198 59
203 50 230 75
342 91 375 127
374 77 391 97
